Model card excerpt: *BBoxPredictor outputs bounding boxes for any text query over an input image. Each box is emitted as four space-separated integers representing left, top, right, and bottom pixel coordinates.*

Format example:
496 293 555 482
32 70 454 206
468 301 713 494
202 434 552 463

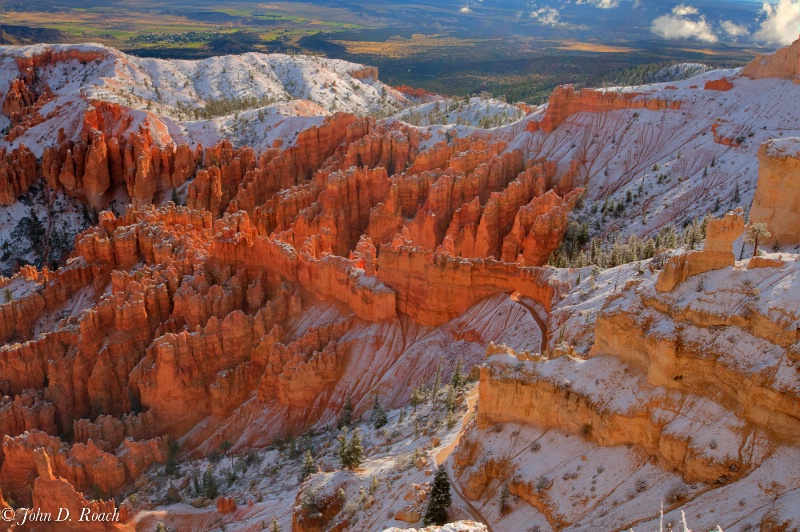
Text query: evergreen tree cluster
171 94 279 121
201 466 219 499
337 427 364 469
550 216 711 269
400 96 523 128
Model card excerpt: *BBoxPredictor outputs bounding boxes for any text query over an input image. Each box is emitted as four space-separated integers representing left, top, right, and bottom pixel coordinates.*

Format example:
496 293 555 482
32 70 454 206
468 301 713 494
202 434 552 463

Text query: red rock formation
656 209 745 292
130 299 294 435
528 85 681 134
704 78 734 91
501 189 583 265
30 449 121 531
216 496 237 514
1 430 165 506
711 119 735 146
43 123 203 210
350 66 379 81
258 320 351 406
403 147 525 250
741 38 800 80
0 390 58 438
0 144 37 205
750 139 800 247
292 166 391 255
13 48 108 75
1 79 37 117
376 242 561 326
223 114 372 215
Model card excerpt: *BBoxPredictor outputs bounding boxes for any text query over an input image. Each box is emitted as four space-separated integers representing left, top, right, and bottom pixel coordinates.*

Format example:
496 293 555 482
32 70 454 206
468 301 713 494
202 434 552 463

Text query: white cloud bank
650 4 718 42
530 6 566 26
721 20 749 38
576 0 621 9
754 0 800 45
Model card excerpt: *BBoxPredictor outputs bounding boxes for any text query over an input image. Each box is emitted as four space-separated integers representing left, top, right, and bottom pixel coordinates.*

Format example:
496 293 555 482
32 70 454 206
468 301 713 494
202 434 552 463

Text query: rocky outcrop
1 429 165 506
500 189 583 265
43 125 202 210
0 390 58 438
704 78 734 91
528 85 681 134
376 241 560 326
350 66 379 81
30 449 121 531
656 209 744 292
0 144 37 205
258 320 351 407
750 139 800 247
12 47 108 75
472 344 752 485
224 114 372 215
293 167 392 256
741 38 800 80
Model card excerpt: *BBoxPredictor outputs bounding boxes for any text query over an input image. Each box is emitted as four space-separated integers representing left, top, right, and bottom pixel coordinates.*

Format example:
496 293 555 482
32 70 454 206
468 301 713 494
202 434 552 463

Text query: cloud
460 6 473 13
530 6 565 26
754 0 800 45
650 5 718 42
671 4 698 15
720 20 749 38
575 0 621 9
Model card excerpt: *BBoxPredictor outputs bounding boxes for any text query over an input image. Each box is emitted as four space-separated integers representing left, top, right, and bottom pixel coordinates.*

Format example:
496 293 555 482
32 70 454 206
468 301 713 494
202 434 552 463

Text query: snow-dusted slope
0 43 412 154
496 68 800 243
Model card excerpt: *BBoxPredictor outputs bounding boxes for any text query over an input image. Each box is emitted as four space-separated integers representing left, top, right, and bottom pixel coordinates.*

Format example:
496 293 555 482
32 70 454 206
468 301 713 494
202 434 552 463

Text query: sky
501 0 800 45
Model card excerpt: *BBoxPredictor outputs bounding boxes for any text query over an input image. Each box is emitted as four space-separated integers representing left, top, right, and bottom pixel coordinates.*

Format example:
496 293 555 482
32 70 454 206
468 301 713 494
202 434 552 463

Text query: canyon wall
750 139 800 247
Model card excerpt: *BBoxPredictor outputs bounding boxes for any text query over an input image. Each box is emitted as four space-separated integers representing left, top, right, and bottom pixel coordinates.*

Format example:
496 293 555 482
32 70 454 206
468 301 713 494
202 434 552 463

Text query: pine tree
450 360 465 392
270 518 281 532
337 398 353 429
744 223 771 257
202 466 219 499
348 428 364 468
431 360 442 409
371 396 388 429
336 428 349 467
300 450 316 481
192 474 201 497
410 386 424 413
424 465 452 526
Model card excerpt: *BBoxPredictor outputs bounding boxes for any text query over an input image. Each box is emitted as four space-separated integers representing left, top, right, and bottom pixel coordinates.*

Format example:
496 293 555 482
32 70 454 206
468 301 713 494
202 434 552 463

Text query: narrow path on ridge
430 292 549 531
433 387 492 532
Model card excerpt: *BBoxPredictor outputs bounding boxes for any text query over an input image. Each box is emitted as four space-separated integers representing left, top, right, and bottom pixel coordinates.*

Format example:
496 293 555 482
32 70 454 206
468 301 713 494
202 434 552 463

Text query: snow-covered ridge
0 43 413 153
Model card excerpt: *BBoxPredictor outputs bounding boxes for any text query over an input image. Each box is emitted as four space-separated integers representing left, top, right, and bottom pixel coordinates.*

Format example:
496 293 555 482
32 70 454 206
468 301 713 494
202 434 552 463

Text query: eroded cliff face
453 244 800 530
741 38 800 81
527 85 681 134
750 139 800 247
